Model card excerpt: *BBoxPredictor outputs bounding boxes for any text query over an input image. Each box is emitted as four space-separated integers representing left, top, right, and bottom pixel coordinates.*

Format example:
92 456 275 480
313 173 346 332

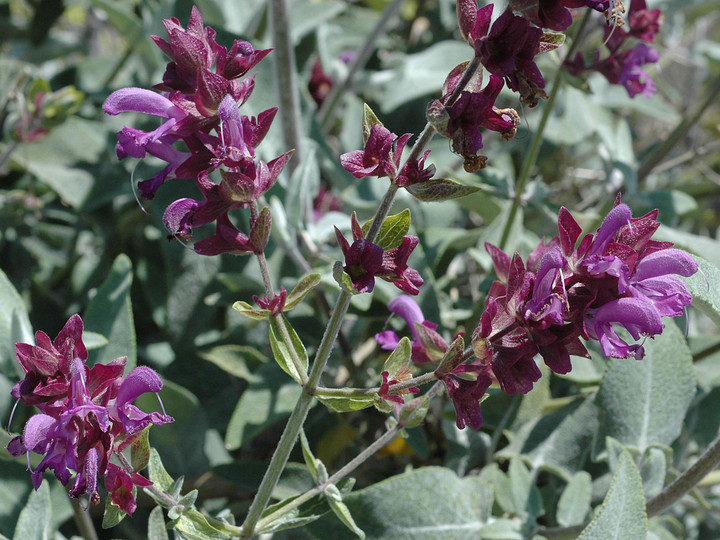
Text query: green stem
240 50 486 539
68 492 99 540
637 71 720 182
318 0 406 130
255 423 403 531
269 0 303 172
316 370 438 397
498 10 591 251
646 430 720 517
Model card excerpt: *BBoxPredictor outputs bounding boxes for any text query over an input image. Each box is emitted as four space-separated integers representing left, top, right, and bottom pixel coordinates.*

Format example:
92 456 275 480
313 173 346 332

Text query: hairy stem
240 52 486 539
269 0 303 172
255 423 403 531
316 370 438 397
68 492 99 540
498 10 591 251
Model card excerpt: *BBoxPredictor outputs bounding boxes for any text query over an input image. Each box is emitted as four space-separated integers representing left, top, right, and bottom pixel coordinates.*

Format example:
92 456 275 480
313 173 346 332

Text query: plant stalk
498 10 591 251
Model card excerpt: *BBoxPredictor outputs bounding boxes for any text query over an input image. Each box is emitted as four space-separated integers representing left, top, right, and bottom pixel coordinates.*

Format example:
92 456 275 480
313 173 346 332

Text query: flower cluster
335 214 423 295
340 123 436 188
6 315 173 514
375 296 492 429
566 0 663 97
103 7 290 255
473 198 698 394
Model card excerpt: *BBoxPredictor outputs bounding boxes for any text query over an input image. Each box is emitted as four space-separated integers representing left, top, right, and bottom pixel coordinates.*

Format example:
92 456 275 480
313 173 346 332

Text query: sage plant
5 1 720 539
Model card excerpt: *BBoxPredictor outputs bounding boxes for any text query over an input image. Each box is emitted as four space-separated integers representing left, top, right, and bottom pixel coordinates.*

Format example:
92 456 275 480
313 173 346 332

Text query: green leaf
683 255 720 326
13 480 50 540
231 300 271 320
305 466 492 539
84 253 136 371
148 506 169 540
173 508 231 540
382 336 412 377
326 485 366 539
399 395 430 429
0 268 33 376
362 103 383 144
269 315 308 383
300 430 321 482
285 273 322 312
497 396 599 480
317 394 375 413
102 490 129 529
538 32 566 54
332 261 360 295
225 362 303 450
285 147 319 230
596 322 696 454
148 448 175 493
362 209 411 250
495 457 543 520
556 472 592 527
406 179 480 202
579 452 647 539
131 427 151 472
198 344 267 382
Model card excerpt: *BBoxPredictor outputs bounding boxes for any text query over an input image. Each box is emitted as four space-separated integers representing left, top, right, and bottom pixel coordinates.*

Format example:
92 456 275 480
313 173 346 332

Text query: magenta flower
335 214 424 295
105 463 153 515
12 314 86 406
7 315 173 513
474 199 697 393
439 365 493 430
340 124 411 181
375 296 447 364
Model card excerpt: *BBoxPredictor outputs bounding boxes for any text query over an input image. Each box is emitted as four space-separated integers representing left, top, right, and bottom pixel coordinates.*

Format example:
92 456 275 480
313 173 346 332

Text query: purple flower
105 463 153 515
428 69 518 170
12 314 86 406
340 124 411 180
7 315 173 511
474 199 697 394
335 214 424 295
375 296 447 364
618 43 659 98
440 366 493 430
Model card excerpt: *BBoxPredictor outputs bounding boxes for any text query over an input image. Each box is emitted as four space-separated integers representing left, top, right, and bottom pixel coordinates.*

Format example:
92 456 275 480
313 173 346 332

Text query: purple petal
375 330 400 351
591 204 632 257
116 367 163 407
104 88 180 117
23 414 57 452
634 249 698 281
387 296 425 339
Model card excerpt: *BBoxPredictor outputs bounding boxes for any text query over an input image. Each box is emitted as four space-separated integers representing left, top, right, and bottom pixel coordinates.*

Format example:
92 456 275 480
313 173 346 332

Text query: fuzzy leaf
557 472 592 527
285 273 322 311
131 427 151 472
12 480 51 540
383 337 412 377
399 395 430 428
198 345 267 382
269 315 308 383
173 508 231 540
102 489 129 529
318 394 375 413
326 485 366 539
362 103 383 144
148 506 169 540
578 452 647 539
362 209 411 250
683 255 720 326
538 32 566 54
407 178 480 202
333 261 360 295
596 322 696 454
147 448 174 493
232 300 271 320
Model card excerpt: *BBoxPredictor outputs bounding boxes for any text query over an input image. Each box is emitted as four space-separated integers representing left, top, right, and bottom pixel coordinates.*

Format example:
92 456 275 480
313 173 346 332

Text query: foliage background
1 0 720 538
